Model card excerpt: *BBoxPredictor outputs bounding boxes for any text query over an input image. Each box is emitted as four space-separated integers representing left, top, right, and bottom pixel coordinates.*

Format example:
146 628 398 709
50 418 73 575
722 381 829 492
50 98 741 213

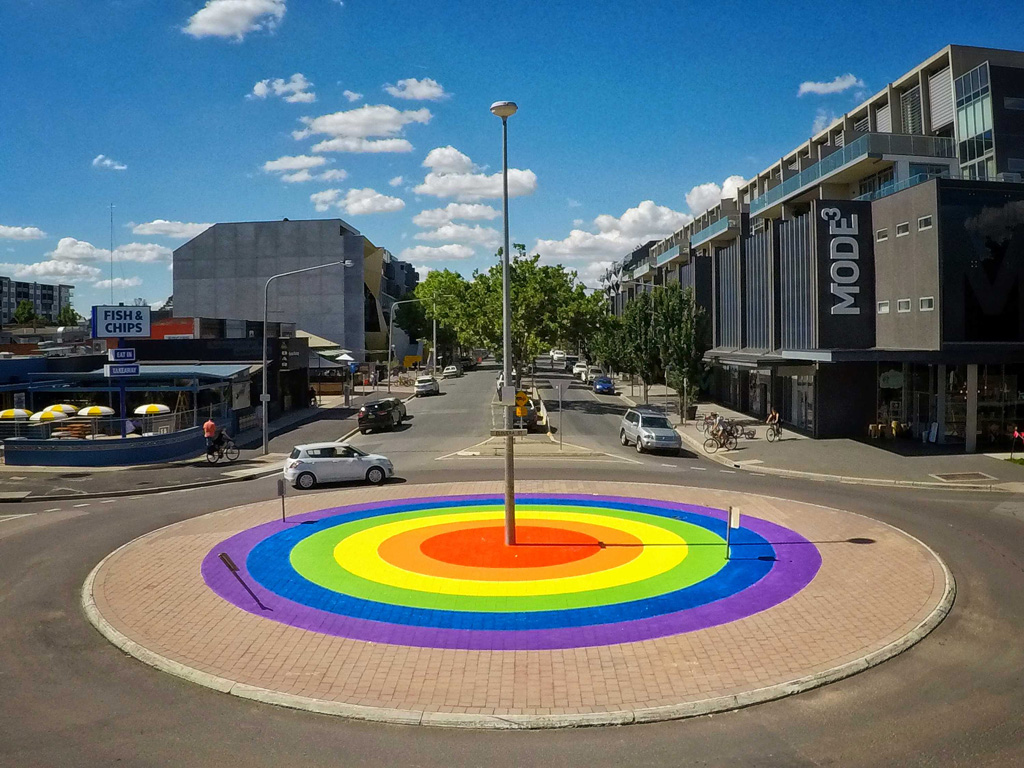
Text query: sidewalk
618 387 1024 491
0 388 413 501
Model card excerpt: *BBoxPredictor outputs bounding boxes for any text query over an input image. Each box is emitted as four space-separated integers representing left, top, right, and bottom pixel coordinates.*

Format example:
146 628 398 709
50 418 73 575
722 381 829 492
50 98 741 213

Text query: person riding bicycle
766 408 781 438
203 417 217 452
711 412 726 439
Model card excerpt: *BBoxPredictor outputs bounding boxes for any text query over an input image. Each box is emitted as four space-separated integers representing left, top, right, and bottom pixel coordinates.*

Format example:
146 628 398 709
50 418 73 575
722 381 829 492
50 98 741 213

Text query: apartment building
0 277 74 324
607 44 1024 451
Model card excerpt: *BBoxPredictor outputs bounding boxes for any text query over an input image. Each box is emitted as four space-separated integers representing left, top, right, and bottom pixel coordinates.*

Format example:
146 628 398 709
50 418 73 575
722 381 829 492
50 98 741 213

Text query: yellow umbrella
0 409 32 419
30 410 68 422
77 406 115 417
133 404 171 415
44 404 79 415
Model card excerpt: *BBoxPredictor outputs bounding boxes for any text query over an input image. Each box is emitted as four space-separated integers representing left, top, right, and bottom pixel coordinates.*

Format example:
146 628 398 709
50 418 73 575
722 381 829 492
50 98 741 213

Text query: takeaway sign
91 305 151 338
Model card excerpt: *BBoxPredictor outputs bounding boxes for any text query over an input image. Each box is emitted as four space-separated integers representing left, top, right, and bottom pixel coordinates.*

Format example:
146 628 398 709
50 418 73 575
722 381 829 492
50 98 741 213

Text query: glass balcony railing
655 244 681 267
748 133 955 216
689 215 735 247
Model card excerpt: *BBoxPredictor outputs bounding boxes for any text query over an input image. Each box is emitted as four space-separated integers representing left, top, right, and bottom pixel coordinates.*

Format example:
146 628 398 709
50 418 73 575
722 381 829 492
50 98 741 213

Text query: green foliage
653 285 710 403
621 290 662 401
12 300 36 325
56 304 80 326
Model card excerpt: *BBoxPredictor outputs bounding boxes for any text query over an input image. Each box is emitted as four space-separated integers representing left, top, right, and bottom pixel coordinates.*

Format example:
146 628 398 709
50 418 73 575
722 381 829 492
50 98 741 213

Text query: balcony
689 215 738 248
749 133 955 216
633 262 651 278
655 245 681 267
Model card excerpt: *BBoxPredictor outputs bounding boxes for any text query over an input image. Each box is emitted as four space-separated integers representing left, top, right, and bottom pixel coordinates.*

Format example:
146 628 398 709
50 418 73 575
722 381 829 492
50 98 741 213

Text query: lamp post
491 98 518 546
262 260 352 455
386 293 452 393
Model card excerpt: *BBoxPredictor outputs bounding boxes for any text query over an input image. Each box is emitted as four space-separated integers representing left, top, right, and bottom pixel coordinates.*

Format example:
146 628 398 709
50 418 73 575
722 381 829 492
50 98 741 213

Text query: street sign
728 506 740 529
515 405 527 417
91 305 151 338
104 363 140 377
490 428 527 437
515 390 528 407
500 386 516 403
108 347 136 362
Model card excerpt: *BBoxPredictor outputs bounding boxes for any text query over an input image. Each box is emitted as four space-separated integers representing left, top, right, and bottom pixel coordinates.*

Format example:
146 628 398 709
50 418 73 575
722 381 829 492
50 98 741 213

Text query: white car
415 375 440 396
442 365 460 379
284 442 394 489
551 349 566 362
572 361 589 379
586 366 604 383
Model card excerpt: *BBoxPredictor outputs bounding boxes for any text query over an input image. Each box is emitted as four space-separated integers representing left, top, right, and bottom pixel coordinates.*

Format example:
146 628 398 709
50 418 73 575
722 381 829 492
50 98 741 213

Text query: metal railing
854 169 1022 202
0 403 230 441
689 215 736 247
749 133 955 215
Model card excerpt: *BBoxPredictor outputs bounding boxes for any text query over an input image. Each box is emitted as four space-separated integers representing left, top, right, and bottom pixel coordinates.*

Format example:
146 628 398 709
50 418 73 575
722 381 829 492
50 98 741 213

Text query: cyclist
203 417 217 451
766 408 781 439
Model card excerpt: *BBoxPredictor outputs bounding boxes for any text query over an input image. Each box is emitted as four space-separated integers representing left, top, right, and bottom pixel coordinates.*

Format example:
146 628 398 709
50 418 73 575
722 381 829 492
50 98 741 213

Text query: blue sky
2 0 1023 312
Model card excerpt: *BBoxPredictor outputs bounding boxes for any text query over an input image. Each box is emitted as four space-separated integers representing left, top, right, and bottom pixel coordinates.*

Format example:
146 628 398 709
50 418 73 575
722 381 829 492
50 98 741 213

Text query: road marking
73 503 90 508
0 514 32 524
43 508 61 513
689 466 707 471
101 499 116 504
660 463 675 467
720 469 736 474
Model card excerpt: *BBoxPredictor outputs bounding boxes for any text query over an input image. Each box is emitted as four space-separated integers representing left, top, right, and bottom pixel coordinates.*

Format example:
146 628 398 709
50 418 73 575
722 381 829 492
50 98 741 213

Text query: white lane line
0 514 33 523
101 499 116 504
73 503 90 508
660 463 675 467
720 469 736 474
44 508 61 513
689 466 707 471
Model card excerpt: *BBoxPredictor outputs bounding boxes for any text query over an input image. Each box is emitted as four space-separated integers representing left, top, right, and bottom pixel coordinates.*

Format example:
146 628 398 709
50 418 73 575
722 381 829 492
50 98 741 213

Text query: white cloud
340 188 405 215
0 260 102 281
47 237 172 263
249 73 314 103
422 145 476 174
534 200 691 261
281 169 314 183
573 259 615 290
384 77 449 101
183 0 286 40
398 244 475 261
0 225 46 240
812 108 838 134
414 147 537 202
414 223 500 248
412 203 499 228
310 189 341 212
414 264 432 279
132 220 212 239
567 198 582 208
684 175 747 214
95 277 143 290
92 154 127 171
318 169 349 181
389 175 404 187
572 218 584 227
310 137 413 153
798 73 865 97
342 90 363 102
262 154 327 172
294 104 431 140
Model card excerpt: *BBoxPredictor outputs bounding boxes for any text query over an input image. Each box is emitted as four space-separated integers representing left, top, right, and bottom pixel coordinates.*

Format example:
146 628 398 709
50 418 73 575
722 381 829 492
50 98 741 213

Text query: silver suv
619 408 682 454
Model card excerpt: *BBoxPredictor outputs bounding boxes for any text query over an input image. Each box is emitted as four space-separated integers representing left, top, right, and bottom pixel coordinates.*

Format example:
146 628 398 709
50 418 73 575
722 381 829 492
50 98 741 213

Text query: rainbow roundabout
202 493 822 650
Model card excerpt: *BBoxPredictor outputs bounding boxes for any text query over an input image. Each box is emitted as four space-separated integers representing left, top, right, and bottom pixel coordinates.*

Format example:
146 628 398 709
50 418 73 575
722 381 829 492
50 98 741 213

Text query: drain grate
931 471 995 483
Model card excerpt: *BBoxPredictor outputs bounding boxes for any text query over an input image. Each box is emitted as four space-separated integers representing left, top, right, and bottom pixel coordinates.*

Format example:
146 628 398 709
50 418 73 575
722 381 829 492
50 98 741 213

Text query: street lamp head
490 100 518 118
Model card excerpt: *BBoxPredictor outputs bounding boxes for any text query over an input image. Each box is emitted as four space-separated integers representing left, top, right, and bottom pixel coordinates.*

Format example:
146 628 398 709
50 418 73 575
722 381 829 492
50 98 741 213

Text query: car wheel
619 430 628 446
360 428 369 435
296 472 316 490
366 466 386 485
636 438 644 454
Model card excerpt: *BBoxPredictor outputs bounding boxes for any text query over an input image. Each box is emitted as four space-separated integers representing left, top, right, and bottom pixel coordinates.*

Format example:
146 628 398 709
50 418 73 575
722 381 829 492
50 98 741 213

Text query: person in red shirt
203 418 217 452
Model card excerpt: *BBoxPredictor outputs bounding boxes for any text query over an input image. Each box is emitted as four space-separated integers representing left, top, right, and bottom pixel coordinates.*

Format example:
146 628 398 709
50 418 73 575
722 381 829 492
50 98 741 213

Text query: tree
13 300 36 326
621 290 661 403
653 285 711 414
591 313 629 373
56 304 80 326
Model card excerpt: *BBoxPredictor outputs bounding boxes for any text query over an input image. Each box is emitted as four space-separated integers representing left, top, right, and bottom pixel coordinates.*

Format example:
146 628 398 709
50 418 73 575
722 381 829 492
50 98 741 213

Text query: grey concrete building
172 219 366 358
0 278 73 324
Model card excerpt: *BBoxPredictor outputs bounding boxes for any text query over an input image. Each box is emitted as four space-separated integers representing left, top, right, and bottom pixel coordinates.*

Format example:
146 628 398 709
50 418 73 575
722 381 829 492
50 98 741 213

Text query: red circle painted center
420 525 602 568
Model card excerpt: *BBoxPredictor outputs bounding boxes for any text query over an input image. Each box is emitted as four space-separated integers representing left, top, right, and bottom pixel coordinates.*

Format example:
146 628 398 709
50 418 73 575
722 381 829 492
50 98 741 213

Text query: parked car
551 349 566 362
414 376 440 396
586 366 604 383
564 354 579 372
514 397 540 432
459 356 477 371
442 365 461 379
357 397 406 433
284 442 394 489
572 360 589 379
619 408 682 454
593 375 616 395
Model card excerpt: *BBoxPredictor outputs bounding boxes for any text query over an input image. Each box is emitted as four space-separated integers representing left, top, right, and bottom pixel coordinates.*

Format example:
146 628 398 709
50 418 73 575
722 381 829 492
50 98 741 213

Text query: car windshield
289 448 301 459
642 416 673 430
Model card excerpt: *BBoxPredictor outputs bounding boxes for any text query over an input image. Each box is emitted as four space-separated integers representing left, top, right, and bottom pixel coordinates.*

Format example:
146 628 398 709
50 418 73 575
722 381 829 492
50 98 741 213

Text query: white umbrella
44 404 78 415
134 404 171 415
77 405 115 417
30 410 68 422
0 409 32 420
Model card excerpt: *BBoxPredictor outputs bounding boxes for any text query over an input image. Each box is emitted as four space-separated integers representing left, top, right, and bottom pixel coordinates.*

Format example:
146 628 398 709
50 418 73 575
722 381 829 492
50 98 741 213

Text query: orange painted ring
377 517 644 582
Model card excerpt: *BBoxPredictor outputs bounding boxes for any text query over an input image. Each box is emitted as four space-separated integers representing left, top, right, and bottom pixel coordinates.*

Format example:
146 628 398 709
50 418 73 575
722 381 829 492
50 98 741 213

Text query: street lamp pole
262 260 350 455
491 99 518 546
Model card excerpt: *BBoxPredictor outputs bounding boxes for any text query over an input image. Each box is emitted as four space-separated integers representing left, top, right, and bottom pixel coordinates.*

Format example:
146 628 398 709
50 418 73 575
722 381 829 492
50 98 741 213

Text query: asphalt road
2 362 1023 767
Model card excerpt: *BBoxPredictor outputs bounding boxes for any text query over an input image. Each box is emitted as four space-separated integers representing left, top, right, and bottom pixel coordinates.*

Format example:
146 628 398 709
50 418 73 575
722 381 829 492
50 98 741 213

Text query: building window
920 297 935 311
897 299 912 313
877 301 890 314
876 228 889 242
918 215 933 231
896 222 910 237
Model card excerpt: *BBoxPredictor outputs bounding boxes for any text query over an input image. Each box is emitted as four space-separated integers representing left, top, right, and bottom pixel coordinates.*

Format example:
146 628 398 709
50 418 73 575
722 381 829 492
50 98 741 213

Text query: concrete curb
617 393 1010 494
81 487 957 730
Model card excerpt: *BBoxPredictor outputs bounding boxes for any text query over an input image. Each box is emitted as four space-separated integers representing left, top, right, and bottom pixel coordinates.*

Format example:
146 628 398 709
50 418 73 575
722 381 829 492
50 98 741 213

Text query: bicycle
696 413 718 434
206 436 240 464
703 430 738 453
766 423 782 442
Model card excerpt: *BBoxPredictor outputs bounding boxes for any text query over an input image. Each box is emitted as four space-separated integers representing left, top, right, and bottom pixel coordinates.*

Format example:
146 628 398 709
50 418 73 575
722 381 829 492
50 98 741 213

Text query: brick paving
88 481 949 718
